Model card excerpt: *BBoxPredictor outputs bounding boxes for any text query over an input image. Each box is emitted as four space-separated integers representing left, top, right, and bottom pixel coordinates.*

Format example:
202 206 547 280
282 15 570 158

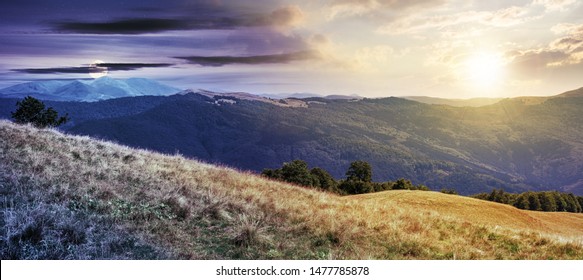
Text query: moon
89 60 108 79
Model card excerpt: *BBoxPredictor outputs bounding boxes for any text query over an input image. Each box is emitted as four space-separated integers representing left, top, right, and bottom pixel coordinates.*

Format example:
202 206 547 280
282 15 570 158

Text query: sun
89 60 108 79
464 52 505 89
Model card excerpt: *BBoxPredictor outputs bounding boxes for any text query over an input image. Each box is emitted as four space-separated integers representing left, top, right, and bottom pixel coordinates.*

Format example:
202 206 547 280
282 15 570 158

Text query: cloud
12 63 174 74
251 5 305 28
508 49 570 71
221 29 312 55
533 0 577 11
95 63 175 71
54 18 240 34
507 23 583 76
54 6 306 34
174 51 320 66
13 67 96 74
328 0 447 19
377 6 534 34
353 45 394 69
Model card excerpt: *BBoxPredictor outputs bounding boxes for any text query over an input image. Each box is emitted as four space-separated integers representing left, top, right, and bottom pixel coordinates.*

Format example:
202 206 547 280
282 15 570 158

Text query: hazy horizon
1 0 582 98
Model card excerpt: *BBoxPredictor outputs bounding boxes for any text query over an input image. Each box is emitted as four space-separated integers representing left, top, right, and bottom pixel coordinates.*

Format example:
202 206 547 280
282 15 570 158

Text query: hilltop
400 96 503 107
1 120 581 259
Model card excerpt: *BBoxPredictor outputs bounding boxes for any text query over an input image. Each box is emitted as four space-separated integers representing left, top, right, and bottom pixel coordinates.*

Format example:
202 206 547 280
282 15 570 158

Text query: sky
1 0 582 98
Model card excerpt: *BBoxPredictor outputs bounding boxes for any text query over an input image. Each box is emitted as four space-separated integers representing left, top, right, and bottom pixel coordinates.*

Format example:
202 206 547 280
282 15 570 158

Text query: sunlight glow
464 52 505 89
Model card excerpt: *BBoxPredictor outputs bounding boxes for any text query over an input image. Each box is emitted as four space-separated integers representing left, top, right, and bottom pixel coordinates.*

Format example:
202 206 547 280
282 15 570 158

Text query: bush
393 179 413 190
440 188 458 195
339 180 374 195
11 96 68 128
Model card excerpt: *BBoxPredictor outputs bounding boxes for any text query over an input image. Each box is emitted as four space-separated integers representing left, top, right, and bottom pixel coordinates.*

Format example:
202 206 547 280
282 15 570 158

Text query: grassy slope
1 120 582 259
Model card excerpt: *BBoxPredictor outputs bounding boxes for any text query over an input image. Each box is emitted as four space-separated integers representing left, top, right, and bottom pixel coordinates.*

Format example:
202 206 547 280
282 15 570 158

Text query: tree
552 192 568 212
280 160 314 187
577 197 583 213
564 194 581 213
345 160 372 183
310 167 338 192
440 188 458 195
488 189 509 203
540 192 557 211
526 192 542 211
393 178 413 190
11 96 68 128
339 180 374 195
513 194 530 210
261 168 282 180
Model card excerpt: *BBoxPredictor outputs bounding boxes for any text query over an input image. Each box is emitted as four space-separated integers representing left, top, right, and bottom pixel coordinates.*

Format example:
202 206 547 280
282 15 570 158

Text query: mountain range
0 77 180 101
1 79 582 195
400 96 504 107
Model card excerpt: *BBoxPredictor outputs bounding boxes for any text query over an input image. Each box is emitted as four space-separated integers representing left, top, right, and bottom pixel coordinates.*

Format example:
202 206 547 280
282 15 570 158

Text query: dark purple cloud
54 18 244 34
52 6 304 35
175 50 320 66
12 63 174 74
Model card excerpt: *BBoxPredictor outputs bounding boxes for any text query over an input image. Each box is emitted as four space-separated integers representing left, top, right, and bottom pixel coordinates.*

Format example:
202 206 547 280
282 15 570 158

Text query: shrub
440 188 458 195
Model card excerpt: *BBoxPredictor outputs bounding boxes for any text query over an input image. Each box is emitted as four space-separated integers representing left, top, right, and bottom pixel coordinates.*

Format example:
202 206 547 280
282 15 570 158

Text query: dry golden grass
1 120 582 259
354 191 583 237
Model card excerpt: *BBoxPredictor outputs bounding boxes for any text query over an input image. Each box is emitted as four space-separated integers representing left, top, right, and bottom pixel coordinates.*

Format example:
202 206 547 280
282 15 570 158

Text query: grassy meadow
1 120 582 259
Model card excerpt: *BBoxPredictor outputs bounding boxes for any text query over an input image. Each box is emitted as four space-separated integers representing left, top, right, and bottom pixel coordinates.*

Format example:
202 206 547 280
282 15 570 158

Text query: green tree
472 193 490 200
488 189 509 203
569 194 582 213
527 192 542 211
440 188 458 195
393 178 413 190
564 194 580 213
373 182 393 192
540 192 557 211
339 180 374 195
261 168 282 180
310 167 338 192
11 96 68 128
553 192 568 212
345 160 372 182
577 197 583 213
414 184 431 191
280 160 314 187
513 194 530 210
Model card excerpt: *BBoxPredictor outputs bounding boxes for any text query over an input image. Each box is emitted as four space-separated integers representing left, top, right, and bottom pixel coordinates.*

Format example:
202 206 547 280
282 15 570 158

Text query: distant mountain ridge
402 86 583 107
401 96 504 107
1 83 583 195
0 77 180 101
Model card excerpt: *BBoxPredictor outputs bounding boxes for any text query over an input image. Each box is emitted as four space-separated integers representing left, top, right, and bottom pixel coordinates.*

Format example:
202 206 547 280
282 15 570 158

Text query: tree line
472 189 583 213
262 159 434 195
263 160 583 213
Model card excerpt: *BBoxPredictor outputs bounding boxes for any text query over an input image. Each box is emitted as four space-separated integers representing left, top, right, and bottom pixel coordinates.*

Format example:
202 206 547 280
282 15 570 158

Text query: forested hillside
2 87 583 195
